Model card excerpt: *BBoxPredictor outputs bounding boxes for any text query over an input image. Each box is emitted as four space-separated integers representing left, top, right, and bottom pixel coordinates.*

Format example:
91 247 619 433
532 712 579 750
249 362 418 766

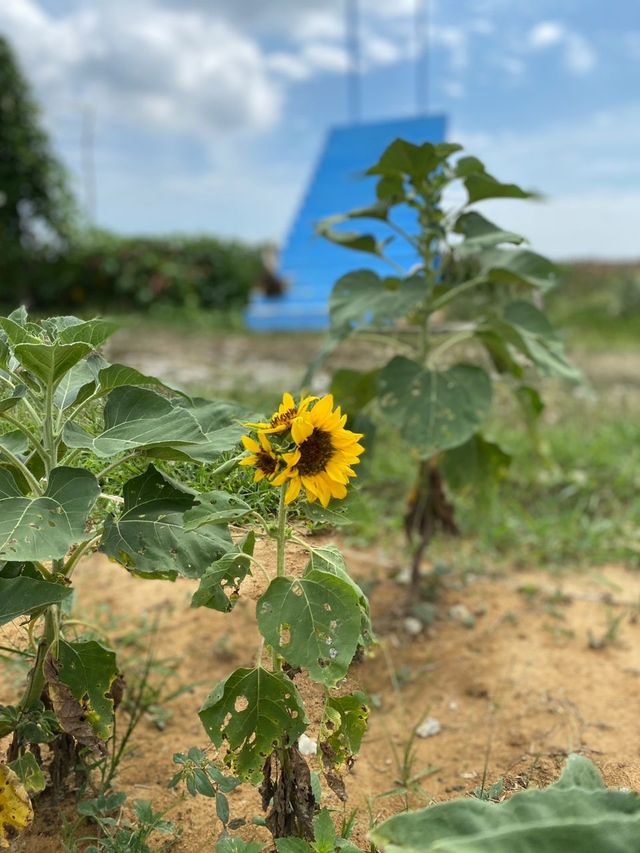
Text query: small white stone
395 568 412 586
416 716 441 738
449 701 459 712
298 733 318 756
449 604 472 622
403 617 423 636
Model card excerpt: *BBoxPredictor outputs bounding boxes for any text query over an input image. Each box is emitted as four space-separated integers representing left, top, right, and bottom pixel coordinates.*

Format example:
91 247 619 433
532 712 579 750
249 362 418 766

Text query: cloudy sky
2 0 639 258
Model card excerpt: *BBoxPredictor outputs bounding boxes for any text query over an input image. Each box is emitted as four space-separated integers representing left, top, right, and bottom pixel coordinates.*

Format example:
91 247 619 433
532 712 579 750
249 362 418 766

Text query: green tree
0 35 75 299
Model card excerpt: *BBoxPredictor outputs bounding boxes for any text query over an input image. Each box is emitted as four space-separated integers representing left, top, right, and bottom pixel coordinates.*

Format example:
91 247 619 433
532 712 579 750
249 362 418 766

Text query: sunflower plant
0 308 249 840
314 138 579 591
194 391 371 841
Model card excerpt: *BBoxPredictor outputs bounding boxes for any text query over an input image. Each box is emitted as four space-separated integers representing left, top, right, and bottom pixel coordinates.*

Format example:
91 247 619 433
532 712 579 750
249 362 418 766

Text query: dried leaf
0 764 33 848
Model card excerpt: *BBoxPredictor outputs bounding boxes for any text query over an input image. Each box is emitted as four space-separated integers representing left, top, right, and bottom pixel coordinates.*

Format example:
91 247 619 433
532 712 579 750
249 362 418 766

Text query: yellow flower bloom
239 432 281 483
244 392 317 443
272 394 364 507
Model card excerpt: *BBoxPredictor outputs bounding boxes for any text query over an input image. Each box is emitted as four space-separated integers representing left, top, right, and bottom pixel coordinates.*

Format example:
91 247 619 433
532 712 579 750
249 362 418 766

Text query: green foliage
4 230 264 314
370 754 640 852
199 667 307 782
0 36 75 290
170 747 242 833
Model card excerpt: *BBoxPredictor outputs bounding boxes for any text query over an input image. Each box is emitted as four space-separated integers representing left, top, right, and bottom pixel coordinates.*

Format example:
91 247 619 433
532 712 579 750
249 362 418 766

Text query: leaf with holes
257 571 362 687
199 667 307 782
370 754 640 853
50 640 119 741
63 386 205 458
191 531 255 612
0 575 72 626
0 467 100 562
321 693 369 767
377 357 492 458
184 492 252 529
0 764 33 848
304 545 372 645
100 465 232 579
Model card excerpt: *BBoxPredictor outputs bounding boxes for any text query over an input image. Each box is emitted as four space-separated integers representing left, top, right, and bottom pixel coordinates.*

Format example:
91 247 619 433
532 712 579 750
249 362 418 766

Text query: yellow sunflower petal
239 455 258 467
284 477 302 504
241 435 260 453
291 416 314 444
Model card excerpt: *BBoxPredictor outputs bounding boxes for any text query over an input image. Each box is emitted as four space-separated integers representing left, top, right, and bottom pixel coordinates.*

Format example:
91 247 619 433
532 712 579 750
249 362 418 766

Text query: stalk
272 484 288 671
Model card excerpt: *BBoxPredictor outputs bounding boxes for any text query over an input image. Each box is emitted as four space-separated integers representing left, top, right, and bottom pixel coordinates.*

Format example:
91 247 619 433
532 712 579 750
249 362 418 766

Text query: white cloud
443 80 464 99
528 19 596 76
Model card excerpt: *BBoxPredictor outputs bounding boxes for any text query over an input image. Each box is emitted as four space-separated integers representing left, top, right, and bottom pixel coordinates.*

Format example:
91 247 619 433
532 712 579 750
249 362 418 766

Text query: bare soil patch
4 538 640 851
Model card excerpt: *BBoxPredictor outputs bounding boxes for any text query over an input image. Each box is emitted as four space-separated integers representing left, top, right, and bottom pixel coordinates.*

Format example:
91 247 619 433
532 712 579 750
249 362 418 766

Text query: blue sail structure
246 114 447 331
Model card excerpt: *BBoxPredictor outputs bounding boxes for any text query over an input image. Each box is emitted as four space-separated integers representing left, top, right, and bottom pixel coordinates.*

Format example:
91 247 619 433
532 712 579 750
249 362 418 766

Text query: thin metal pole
414 0 428 113
345 0 361 123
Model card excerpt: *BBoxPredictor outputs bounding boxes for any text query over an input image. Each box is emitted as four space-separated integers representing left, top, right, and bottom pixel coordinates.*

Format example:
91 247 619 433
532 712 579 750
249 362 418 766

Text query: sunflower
244 392 317 443
272 394 364 507
239 432 281 482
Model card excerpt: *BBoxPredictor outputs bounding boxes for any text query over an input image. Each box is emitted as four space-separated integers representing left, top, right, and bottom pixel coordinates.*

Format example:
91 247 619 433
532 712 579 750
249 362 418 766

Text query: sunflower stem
276 483 287 579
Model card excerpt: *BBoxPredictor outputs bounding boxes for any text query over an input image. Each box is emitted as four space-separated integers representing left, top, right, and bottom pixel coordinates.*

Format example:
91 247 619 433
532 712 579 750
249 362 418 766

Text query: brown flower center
297 428 334 476
270 407 297 429
256 450 278 476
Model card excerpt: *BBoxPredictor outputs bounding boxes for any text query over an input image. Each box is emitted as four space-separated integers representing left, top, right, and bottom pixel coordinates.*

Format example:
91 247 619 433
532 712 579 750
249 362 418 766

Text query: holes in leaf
279 626 291 647
330 620 338 631
317 658 328 669
323 602 332 612
223 713 232 727
292 583 303 597
234 695 248 713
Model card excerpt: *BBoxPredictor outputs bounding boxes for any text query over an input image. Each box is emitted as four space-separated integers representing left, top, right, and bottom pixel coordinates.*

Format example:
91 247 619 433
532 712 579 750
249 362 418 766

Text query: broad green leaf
321 693 369 766
465 171 537 203
54 354 107 409
453 211 525 250
330 270 426 333
0 431 29 456
64 386 204 458
442 435 511 491
377 357 492 458
100 465 232 579
515 385 545 425
0 317 39 346
376 175 406 201
191 531 255 612
366 139 445 179
370 754 640 853
499 301 580 380
7 306 29 326
318 200 393 229
454 155 486 178
8 752 46 794
313 809 337 853
304 544 371 643
13 342 93 386
331 368 379 416
0 467 100 561
73 362 187 407
275 839 310 853
480 248 558 291
199 667 307 781
0 385 26 414
0 764 33 848
55 639 119 740
316 227 386 257
0 575 72 626
217 839 264 853
257 570 362 687
57 318 118 347
184 492 251 530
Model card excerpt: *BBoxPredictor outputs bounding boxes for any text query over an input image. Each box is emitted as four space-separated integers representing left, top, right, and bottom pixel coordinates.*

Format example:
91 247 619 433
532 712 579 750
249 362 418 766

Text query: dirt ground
4 534 640 851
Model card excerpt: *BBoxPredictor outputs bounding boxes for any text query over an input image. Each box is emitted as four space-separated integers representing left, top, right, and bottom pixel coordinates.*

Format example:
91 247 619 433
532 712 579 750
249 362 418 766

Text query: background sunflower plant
313 137 579 593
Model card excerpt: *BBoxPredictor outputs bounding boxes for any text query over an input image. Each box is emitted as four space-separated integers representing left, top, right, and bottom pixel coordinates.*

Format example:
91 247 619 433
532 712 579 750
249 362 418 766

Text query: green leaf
330 271 426 333
321 693 369 766
54 354 107 409
184 492 252 530
0 385 26 413
316 228 386 257
55 639 119 740
313 808 337 853
100 465 232 579
64 386 205 458
191 531 255 612
8 752 46 794
0 317 39 346
275 840 311 853
0 467 100 561
465 171 537 203
480 248 558 291
453 211 525 250
454 156 486 178
13 342 93 386
199 667 307 781
370 754 640 853
377 357 492 458
442 435 511 491
304 545 371 643
74 362 188 406
217 839 264 853
0 575 72 626
500 301 581 380
318 200 393 228
57 318 118 347
257 570 362 687
330 369 379 416
366 139 445 179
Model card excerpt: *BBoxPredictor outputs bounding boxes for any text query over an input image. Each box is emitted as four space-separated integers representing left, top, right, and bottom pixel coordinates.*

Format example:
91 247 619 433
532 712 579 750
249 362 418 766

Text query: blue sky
2 0 639 258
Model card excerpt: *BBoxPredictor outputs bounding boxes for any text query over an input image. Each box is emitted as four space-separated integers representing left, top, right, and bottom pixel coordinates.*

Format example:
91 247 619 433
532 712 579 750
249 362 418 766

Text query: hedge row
2 231 266 312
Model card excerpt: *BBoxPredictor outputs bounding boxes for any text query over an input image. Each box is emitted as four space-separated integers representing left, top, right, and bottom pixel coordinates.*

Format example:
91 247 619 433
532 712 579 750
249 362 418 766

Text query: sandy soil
4 536 640 851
